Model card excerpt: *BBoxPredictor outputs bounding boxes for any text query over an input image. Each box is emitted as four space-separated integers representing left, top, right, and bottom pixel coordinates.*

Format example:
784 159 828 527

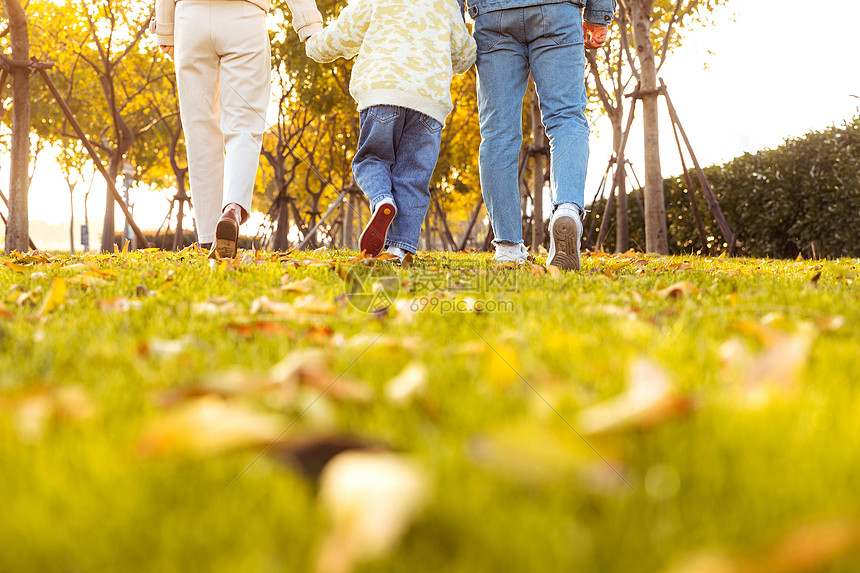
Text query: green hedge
590 115 860 259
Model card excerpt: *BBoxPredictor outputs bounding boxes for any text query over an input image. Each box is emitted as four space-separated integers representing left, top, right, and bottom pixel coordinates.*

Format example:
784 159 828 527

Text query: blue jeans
474 2 590 244
353 105 443 254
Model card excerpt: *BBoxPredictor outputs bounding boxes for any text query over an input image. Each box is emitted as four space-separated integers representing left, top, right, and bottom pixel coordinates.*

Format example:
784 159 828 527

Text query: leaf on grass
227 321 296 339
527 262 545 278
138 396 285 456
139 336 195 358
665 517 860 573
814 315 845 333
1 386 96 443
250 296 293 315
401 252 414 269
98 297 140 313
36 276 67 317
281 276 315 294
268 435 383 482
546 265 562 279
315 451 431 573
582 304 640 321
0 302 14 320
650 281 699 299
385 362 428 405
576 359 695 436
293 295 339 315
5 261 31 274
469 422 627 492
722 323 817 407
375 253 402 262
271 349 372 402
192 297 238 315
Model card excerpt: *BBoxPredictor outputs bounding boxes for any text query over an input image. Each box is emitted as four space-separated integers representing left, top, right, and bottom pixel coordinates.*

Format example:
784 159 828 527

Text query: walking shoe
359 198 396 257
209 203 244 260
547 203 583 271
493 241 529 264
382 245 407 263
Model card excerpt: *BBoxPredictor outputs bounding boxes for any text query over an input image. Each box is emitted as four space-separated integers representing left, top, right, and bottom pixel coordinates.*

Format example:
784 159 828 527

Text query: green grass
1 247 859 572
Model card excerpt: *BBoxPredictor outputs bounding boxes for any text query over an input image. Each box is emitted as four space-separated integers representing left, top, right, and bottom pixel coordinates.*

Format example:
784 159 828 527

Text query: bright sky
4 0 860 249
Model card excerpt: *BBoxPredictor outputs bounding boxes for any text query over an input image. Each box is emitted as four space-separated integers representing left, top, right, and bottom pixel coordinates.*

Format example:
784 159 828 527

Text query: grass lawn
1 247 859 572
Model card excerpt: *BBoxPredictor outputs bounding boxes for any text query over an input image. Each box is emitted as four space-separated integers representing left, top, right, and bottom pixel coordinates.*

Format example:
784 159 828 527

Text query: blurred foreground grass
1 247 859 573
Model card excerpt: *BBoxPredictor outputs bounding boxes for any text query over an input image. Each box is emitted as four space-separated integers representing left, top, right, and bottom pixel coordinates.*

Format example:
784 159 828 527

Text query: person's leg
386 110 443 254
473 8 531 245
526 4 589 270
174 0 223 245
526 3 589 211
353 106 401 256
353 106 399 211
213 0 271 218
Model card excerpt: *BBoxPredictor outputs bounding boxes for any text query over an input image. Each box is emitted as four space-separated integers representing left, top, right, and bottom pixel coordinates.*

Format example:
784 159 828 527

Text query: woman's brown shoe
209 203 243 259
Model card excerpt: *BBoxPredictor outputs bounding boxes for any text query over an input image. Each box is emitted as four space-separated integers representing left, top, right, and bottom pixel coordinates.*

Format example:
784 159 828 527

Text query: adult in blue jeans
458 0 615 270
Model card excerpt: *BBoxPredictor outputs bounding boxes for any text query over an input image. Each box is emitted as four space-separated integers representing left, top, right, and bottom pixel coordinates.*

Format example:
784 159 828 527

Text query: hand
583 22 608 49
159 45 175 60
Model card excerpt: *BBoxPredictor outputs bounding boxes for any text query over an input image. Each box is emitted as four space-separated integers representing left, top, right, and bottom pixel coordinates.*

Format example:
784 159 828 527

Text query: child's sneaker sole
547 215 581 271
359 203 396 257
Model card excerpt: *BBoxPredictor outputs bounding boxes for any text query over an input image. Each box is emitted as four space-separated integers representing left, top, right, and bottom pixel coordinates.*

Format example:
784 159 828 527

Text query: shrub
590 115 860 258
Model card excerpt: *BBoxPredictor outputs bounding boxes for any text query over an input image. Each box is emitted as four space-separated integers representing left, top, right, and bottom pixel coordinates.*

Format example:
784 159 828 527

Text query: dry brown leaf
0 302 14 320
98 297 139 313
576 359 695 436
527 262 545 278
281 276 315 294
227 321 296 338
385 362 428 405
138 396 285 456
270 349 372 402
292 295 338 315
374 253 401 262
315 451 431 573
546 265 562 279
192 297 238 315
665 518 860 573
651 281 699 299
250 296 293 315
1 386 96 443
401 252 414 269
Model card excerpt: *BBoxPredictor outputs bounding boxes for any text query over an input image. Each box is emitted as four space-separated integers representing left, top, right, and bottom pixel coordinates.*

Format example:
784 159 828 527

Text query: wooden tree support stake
660 79 735 254
596 97 637 251
295 187 351 251
36 66 150 248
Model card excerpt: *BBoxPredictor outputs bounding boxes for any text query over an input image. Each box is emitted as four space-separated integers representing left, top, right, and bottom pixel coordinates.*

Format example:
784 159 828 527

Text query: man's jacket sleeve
155 0 176 46
583 0 616 25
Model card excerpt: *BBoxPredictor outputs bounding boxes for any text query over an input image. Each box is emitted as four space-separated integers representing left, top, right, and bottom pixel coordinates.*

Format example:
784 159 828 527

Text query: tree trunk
272 192 290 251
68 182 76 254
629 0 668 254
613 122 629 252
173 170 187 251
530 93 547 251
101 152 121 252
2 0 31 253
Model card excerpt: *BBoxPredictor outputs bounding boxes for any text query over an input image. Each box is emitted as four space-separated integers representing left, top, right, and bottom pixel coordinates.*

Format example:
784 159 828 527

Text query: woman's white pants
174 0 271 244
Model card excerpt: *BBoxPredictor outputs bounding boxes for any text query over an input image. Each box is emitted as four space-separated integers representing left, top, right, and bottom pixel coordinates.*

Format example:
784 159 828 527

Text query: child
152 0 323 258
304 0 476 262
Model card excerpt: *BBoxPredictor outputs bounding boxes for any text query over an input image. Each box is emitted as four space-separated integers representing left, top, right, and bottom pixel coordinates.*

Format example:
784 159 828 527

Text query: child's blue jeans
352 105 443 254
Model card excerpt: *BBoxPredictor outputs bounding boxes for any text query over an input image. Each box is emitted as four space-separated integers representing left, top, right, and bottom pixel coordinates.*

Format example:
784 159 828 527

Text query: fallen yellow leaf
36 276 67 317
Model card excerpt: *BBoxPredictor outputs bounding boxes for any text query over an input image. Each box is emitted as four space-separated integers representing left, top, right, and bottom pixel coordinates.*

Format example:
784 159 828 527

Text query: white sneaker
493 242 529 264
547 204 583 271
384 246 407 263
